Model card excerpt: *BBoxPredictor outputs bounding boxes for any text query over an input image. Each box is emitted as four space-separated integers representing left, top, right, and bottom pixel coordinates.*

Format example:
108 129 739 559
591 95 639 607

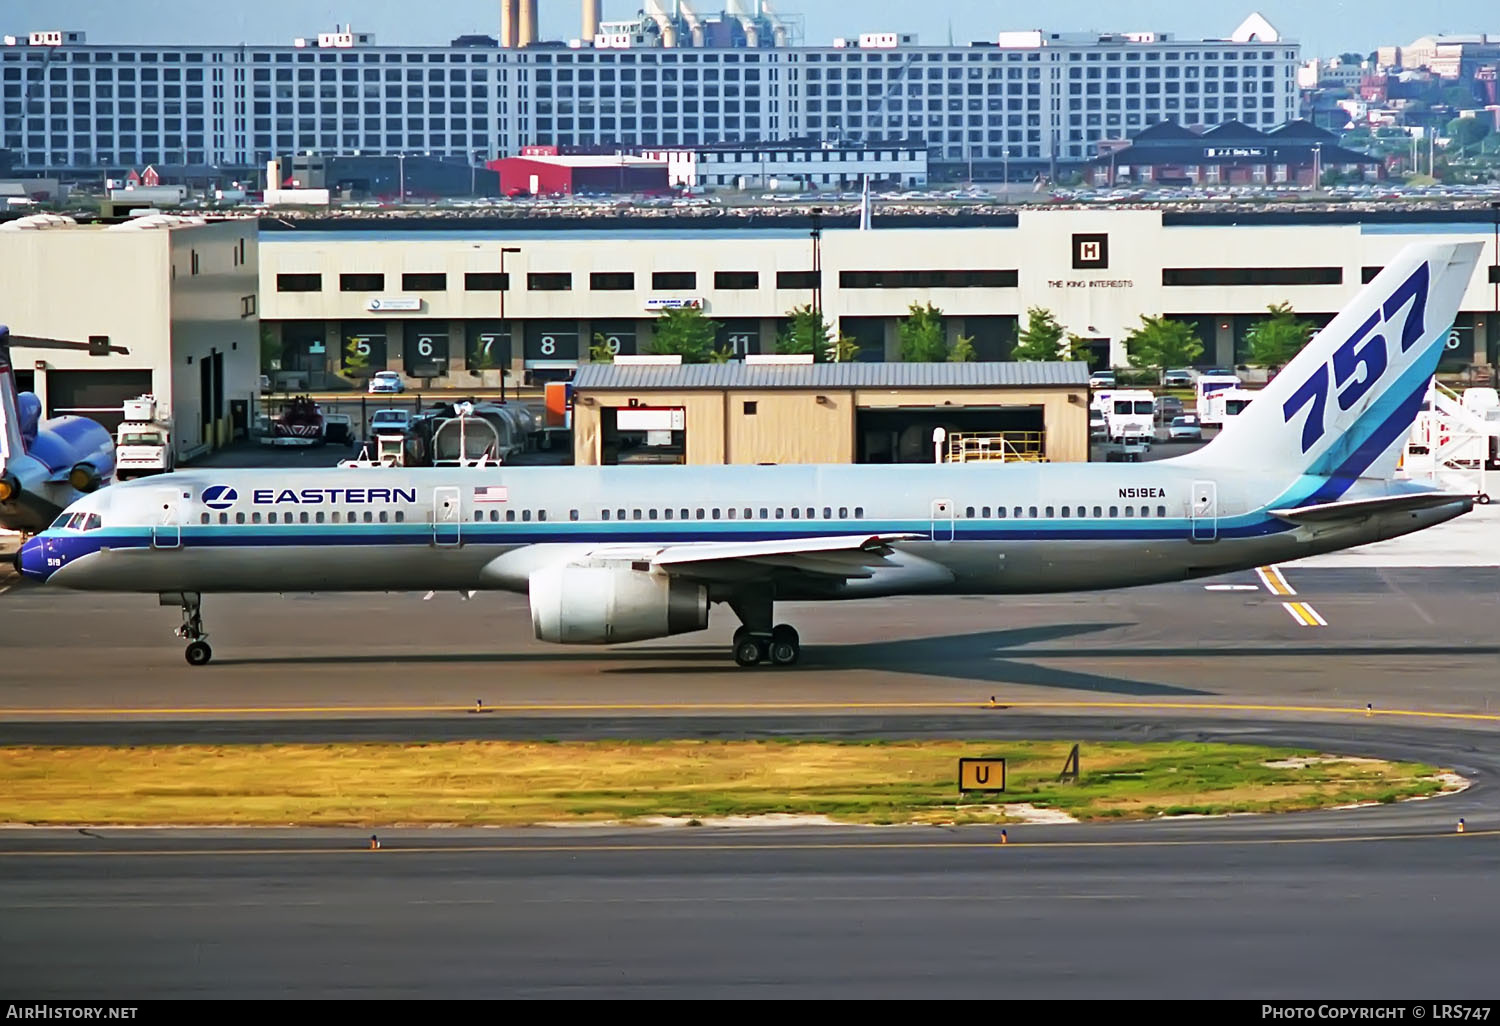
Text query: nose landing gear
166 591 212 666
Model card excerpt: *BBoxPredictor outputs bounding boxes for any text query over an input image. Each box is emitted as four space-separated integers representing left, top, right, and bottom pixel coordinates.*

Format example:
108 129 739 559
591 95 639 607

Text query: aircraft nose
17 537 51 583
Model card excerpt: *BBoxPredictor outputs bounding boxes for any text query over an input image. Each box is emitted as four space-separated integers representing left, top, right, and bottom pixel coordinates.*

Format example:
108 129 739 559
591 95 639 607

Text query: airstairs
1401 381 1498 502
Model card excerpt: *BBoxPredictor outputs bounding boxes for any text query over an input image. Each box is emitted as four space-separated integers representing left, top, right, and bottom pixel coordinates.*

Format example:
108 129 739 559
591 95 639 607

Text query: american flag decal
473 485 508 503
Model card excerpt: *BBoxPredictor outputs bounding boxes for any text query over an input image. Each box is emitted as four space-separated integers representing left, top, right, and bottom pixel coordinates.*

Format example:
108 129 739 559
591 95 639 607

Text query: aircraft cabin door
432 486 461 547
930 498 955 543
150 488 184 549
1190 480 1218 542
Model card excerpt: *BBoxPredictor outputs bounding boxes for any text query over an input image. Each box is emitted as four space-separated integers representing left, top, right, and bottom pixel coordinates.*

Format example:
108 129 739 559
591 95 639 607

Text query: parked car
367 370 405 395
1162 368 1194 388
1089 411 1107 439
1088 369 1116 390
369 409 413 436
1168 415 1203 440
1155 395 1184 422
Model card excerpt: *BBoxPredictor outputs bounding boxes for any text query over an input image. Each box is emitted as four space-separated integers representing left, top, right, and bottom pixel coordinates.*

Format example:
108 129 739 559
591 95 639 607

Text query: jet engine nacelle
529 565 709 644
67 462 102 493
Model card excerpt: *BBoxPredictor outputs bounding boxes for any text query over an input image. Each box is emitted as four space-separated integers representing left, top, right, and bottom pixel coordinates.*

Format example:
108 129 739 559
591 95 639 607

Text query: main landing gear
731 624 801 668
728 592 800 668
169 591 212 666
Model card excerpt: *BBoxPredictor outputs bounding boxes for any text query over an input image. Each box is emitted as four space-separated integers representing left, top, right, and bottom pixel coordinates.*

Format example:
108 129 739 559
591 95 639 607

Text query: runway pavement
5 555 1500 997
2 567 1498 722
3 814 1498 998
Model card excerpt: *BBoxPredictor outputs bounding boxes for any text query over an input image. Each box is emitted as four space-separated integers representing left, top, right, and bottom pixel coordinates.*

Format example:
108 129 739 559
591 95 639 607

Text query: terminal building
0 214 259 458
0 14 1298 180
256 208 1500 392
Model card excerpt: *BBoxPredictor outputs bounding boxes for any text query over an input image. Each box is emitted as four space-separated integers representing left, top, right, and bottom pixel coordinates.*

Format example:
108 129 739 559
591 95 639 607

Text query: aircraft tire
185 641 213 667
733 637 764 668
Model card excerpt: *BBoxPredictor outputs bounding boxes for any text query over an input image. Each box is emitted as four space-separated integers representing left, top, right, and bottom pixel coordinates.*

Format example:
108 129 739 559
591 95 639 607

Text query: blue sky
7 1 1496 58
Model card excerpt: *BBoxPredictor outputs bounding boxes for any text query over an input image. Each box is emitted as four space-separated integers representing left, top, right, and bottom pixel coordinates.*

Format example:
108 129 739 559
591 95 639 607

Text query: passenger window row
474 509 548 522
961 505 1171 519
594 505 864 522
205 510 406 525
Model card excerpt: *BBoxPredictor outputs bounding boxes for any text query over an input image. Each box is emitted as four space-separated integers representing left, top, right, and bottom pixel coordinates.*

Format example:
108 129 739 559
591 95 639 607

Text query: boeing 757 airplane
14 242 1484 668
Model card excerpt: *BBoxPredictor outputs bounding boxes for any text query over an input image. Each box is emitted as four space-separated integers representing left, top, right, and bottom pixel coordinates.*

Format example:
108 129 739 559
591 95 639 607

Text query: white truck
1104 390 1157 443
114 395 175 480
1198 387 1260 427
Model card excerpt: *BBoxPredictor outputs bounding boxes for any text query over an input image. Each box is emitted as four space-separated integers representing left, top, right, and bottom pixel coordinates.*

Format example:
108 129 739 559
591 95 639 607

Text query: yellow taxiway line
2 699 1499 722
1256 565 1297 596
1282 601 1329 627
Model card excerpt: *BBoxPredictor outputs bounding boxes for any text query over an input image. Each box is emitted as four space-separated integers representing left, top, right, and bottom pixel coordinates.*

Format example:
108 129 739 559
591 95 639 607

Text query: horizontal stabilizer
1269 492 1474 524
652 533 925 567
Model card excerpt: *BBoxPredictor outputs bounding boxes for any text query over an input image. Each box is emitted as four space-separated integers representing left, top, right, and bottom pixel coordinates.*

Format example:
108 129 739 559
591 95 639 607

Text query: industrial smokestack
518 0 538 46
583 0 601 42
501 0 518 48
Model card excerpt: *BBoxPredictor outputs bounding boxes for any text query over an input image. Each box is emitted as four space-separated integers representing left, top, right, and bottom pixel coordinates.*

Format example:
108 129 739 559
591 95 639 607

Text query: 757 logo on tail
1282 262 1429 453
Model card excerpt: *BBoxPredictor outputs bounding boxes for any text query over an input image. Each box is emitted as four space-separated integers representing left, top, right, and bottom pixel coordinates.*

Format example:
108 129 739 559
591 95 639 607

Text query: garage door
856 405 1045 464
45 369 154 433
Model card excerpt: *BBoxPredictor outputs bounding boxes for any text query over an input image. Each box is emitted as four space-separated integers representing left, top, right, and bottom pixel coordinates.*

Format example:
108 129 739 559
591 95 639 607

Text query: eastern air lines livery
15 242 1484 667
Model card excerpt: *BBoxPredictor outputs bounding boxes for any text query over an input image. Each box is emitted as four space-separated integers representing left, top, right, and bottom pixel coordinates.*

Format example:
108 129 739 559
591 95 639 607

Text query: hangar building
570 358 1089 466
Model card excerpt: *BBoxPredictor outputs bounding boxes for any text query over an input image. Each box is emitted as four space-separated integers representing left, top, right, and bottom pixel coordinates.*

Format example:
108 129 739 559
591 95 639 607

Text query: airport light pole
809 207 824 320
1491 202 1499 366
500 246 520 402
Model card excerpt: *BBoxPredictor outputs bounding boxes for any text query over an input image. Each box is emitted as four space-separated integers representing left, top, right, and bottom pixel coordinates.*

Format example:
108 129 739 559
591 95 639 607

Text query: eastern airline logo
202 485 239 510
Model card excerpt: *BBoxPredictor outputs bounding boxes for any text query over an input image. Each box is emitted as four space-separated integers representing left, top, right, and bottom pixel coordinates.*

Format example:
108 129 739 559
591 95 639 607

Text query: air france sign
644 297 704 311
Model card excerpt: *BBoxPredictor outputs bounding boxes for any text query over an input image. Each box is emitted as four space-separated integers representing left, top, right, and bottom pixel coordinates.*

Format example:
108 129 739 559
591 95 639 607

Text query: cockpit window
84 514 102 531
66 512 87 530
50 513 73 530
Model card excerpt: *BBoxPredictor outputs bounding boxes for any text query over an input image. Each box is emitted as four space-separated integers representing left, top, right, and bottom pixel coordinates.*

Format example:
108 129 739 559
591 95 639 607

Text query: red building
485 153 670 197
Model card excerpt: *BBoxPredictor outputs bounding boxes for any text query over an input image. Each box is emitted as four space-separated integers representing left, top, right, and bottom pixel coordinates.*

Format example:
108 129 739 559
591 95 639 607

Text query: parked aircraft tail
0 327 27 483
1188 241 1483 486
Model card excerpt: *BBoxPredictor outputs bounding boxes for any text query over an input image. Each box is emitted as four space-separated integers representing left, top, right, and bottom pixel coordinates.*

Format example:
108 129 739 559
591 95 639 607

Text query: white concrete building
0 216 259 459
1 14 1298 179
256 208 1500 388
641 142 927 190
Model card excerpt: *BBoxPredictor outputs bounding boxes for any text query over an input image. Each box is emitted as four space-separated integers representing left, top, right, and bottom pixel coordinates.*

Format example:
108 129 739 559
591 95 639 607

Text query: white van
1105 389 1156 442
1195 374 1241 414
1199 387 1259 427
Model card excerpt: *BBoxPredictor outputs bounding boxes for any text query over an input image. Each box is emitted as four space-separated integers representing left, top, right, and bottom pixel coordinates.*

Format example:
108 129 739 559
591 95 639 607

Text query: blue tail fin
1190 241 1483 483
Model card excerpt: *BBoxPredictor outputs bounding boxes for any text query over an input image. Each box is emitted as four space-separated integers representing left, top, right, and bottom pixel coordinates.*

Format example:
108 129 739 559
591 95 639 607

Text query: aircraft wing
1268 492 1474 524
647 533 927 583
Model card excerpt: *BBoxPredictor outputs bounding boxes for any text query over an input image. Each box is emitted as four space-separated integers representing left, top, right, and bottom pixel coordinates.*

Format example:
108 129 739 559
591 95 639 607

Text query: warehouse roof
573 361 1089 391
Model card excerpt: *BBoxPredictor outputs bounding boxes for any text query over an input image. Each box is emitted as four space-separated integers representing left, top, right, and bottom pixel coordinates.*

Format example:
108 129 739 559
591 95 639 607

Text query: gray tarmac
4 565 1500 997
2 567 1498 720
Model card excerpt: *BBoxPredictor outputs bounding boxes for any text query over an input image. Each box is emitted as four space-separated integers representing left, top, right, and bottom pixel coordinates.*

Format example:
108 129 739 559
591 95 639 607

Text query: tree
648 306 726 363
1338 52 1363 66
1122 315 1204 380
259 324 283 372
1062 332 1095 364
343 335 371 376
1012 306 1067 361
776 304 828 360
1244 302 1316 371
1446 117 1491 155
588 332 615 363
949 334 977 362
898 302 950 362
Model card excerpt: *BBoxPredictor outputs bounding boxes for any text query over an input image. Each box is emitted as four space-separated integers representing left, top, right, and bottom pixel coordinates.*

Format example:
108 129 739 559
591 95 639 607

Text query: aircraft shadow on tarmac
217 622 1212 698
